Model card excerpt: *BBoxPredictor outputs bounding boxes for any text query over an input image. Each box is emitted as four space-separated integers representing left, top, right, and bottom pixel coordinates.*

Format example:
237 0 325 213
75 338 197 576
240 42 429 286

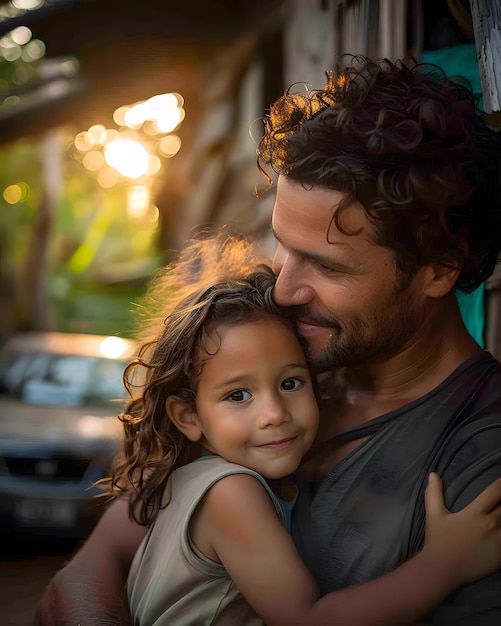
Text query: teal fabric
456 285 485 346
422 44 485 346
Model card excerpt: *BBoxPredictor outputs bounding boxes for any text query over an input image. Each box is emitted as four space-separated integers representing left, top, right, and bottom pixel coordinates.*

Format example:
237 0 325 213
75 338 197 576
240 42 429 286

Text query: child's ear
166 396 203 442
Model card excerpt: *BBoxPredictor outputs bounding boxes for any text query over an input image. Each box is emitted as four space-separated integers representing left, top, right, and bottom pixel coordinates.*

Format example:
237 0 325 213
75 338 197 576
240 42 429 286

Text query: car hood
0 396 124 442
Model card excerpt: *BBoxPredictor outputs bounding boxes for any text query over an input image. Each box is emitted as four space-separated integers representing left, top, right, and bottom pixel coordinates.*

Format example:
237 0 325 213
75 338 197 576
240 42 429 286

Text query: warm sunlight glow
3 184 21 204
88 124 107 145
97 167 119 189
153 107 185 133
105 140 149 178
3 182 30 203
73 91 185 182
158 135 182 157
103 129 120 144
74 131 93 152
127 185 150 220
113 106 129 127
99 336 129 359
146 155 161 175
82 150 105 171
124 104 147 129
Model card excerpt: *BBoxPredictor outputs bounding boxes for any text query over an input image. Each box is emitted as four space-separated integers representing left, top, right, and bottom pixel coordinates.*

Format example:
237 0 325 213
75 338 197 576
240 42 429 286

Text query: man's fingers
424 472 447 519
464 478 501 514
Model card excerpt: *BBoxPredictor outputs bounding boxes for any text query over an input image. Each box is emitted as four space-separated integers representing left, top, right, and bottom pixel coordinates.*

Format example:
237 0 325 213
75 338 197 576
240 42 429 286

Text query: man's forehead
273 177 376 245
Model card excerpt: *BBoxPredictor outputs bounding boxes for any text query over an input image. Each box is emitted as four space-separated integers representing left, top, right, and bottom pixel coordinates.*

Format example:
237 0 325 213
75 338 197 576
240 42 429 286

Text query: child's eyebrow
212 363 310 391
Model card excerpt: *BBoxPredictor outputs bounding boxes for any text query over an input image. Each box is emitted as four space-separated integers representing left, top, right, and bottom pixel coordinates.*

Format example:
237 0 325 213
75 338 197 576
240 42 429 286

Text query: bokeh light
13 1 45 9
105 140 149 178
127 185 150 221
82 150 105 171
3 182 30 204
10 26 31 45
158 135 182 157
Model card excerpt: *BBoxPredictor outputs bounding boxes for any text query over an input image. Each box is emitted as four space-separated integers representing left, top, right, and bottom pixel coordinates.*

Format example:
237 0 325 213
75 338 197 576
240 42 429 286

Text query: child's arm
194 472 501 626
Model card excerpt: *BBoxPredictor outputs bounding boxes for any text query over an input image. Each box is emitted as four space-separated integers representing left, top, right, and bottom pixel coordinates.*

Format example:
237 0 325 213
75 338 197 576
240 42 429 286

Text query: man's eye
317 261 336 273
281 377 302 391
225 389 251 402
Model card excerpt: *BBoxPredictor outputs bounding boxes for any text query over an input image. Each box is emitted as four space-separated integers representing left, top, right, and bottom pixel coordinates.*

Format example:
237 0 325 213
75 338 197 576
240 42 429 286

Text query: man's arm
430 422 501 625
36 498 147 626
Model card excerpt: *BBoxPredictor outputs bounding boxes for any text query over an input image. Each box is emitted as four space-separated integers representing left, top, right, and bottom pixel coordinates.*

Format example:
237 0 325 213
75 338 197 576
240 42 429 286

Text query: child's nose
257 396 289 428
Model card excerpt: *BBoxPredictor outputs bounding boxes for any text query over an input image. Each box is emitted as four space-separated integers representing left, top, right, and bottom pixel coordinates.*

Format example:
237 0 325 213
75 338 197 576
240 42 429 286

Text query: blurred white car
0 332 136 538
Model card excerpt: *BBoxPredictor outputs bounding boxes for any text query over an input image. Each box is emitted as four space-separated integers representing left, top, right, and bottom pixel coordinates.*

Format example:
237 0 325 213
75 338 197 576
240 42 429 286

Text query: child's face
190 318 319 479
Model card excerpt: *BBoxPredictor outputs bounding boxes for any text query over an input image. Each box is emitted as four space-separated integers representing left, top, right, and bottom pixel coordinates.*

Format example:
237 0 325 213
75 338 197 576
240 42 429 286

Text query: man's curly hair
258 56 501 292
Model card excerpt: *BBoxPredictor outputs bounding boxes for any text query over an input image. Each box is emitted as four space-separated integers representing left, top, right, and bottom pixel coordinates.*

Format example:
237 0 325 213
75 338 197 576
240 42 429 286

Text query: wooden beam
469 0 501 120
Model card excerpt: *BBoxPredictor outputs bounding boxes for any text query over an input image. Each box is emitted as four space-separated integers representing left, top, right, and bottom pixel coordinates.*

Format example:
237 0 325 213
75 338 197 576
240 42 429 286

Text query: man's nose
272 249 312 307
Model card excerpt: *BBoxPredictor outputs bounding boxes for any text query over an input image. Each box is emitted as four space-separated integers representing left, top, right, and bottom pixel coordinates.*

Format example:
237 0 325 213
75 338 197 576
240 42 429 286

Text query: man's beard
298 299 419 373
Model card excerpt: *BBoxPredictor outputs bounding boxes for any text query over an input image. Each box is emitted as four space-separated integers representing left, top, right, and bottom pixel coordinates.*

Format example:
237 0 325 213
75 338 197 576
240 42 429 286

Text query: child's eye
281 377 303 391
225 389 252 402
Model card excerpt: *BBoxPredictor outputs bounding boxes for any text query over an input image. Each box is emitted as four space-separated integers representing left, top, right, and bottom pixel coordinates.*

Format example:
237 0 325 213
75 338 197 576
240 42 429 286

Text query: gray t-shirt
293 351 501 625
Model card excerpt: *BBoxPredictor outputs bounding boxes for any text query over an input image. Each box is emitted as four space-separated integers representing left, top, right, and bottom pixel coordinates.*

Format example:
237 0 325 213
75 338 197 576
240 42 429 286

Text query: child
109 232 501 626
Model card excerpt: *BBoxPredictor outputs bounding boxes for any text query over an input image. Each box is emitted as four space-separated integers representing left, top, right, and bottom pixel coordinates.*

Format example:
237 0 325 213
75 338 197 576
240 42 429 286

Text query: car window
0 352 127 408
0 353 51 393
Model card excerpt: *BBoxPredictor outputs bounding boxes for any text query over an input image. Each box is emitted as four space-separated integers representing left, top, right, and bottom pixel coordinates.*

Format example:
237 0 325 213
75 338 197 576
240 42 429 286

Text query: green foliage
0 128 162 337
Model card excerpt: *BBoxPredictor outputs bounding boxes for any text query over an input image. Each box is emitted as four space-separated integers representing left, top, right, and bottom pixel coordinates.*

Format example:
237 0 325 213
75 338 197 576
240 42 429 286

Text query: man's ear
166 396 202 442
422 261 461 298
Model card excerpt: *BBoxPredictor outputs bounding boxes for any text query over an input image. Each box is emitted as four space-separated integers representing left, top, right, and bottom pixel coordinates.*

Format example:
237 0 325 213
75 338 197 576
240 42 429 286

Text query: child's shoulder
179 456 276 512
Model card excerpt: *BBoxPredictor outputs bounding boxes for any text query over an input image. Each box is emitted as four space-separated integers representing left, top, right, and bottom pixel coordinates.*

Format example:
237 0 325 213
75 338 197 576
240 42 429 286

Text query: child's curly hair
108 231 301 526
258 55 501 292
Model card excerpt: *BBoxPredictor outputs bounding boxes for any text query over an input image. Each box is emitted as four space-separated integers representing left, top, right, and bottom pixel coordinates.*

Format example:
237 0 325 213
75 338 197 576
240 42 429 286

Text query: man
38 56 501 625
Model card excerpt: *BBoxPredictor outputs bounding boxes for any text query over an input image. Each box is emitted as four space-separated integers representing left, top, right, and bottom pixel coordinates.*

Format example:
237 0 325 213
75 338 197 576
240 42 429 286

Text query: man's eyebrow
271 225 350 269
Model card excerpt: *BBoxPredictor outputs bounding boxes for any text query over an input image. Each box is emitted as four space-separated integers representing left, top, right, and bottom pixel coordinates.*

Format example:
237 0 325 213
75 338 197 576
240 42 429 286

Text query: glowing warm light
103 129 120 144
3 182 30 203
88 124 107 145
154 107 185 133
127 185 150 220
172 92 184 107
74 131 93 152
113 106 129 126
73 91 185 182
97 167 119 189
77 415 106 438
124 104 147 129
146 205 160 224
142 120 159 136
146 155 161 176
105 140 149 178
145 93 178 110
158 134 182 157
100 336 128 359
82 150 105 171
10 26 31 45
3 184 22 204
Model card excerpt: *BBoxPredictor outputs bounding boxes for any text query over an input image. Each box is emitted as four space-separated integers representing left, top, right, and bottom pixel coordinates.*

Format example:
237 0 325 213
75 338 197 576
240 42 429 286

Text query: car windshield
0 351 127 407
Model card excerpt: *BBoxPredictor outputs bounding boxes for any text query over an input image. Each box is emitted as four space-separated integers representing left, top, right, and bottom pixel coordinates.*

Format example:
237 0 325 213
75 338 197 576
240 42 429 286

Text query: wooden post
469 0 501 125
